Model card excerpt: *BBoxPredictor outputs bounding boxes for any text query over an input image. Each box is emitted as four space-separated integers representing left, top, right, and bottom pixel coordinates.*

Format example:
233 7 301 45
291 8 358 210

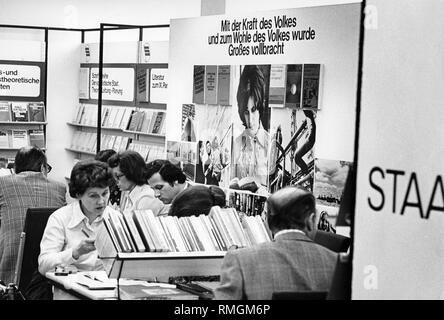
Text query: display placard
0 61 45 101
90 67 135 102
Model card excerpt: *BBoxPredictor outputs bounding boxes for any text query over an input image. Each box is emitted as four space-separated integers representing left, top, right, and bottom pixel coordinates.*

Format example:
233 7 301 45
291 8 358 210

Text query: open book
75 271 117 290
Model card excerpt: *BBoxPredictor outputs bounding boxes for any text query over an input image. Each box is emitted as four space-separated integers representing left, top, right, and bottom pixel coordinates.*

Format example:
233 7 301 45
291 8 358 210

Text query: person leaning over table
108 150 165 216
213 186 337 300
38 160 118 275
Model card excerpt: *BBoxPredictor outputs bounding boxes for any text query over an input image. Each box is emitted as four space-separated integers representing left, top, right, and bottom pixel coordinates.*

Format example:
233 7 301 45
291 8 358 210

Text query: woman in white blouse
107 150 165 216
38 160 118 275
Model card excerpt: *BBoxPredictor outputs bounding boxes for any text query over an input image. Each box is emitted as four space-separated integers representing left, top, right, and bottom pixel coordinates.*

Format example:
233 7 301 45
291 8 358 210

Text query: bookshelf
65 147 96 156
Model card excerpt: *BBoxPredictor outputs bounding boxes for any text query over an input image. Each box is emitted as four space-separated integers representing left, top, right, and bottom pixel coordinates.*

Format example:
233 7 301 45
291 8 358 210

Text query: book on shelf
269 64 286 108
285 64 303 108
136 66 148 103
127 110 141 131
74 104 85 124
11 129 28 148
120 108 133 130
113 136 122 152
217 65 231 106
29 129 45 149
11 102 29 122
0 102 11 121
28 102 45 122
193 65 205 104
107 135 116 150
112 107 125 128
0 129 10 148
105 107 118 128
79 67 90 99
119 136 130 151
151 112 165 134
302 64 322 110
204 65 217 105
139 110 153 133
119 283 199 300
101 106 110 126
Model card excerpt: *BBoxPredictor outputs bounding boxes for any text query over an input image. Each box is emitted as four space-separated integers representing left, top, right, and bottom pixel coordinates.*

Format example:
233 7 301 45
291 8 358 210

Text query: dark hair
237 65 265 128
266 186 316 232
107 150 147 186
169 185 226 217
14 147 47 174
95 149 116 163
146 159 171 180
158 162 186 185
69 160 114 198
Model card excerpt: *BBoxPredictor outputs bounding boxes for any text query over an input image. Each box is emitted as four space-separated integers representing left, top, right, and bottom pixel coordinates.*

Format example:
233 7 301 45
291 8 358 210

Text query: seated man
0 147 66 284
147 160 190 209
214 186 337 300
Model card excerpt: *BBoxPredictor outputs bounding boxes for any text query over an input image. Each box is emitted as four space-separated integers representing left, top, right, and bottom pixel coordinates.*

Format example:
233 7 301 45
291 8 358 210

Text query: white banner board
90 67 134 101
353 0 444 299
0 64 41 97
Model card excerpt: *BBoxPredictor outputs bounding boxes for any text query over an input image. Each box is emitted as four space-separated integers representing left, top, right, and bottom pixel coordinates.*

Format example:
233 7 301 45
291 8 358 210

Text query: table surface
46 271 117 300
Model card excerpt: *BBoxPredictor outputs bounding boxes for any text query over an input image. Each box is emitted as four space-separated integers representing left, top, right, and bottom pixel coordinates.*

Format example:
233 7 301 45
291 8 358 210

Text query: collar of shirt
240 124 268 149
67 200 107 229
274 229 306 239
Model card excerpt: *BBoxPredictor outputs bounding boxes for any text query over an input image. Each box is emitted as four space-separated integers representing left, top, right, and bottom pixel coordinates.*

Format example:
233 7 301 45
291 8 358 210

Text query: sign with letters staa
353 0 444 299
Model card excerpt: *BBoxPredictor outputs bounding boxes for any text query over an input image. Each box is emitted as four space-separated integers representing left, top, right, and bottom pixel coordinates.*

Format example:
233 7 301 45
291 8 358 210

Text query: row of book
126 110 166 135
0 101 46 122
193 65 231 106
269 64 322 109
73 104 166 135
103 206 271 253
127 141 165 163
228 190 267 216
70 131 131 153
0 129 44 149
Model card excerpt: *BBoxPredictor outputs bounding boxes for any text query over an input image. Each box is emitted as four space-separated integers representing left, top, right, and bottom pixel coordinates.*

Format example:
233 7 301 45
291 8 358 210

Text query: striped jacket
0 171 66 284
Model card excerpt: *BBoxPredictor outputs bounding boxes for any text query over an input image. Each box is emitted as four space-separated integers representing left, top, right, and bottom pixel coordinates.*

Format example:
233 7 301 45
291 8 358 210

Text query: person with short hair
0 147 66 284
214 186 337 300
108 151 164 216
38 160 116 275
169 185 226 218
147 161 189 206
94 149 120 207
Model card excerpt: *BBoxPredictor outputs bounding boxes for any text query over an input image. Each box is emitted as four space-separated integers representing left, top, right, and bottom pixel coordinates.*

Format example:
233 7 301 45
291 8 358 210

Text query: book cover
140 110 153 133
192 65 205 104
302 64 322 110
113 107 126 128
158 217 178 252
0 129 10 148
151 112 165 134
217 65 231 106
136 66 148 103
122 211 146 252
119 136 130 151
107 135 116 150
11 102 29 122
148 111 158 133
101 106 110 126
113 136 122 152
28 103 45 122
126 110 138 131
178 218 197 251
74 105 85 124
120 108 133 130
165 216 187 252
269 64 286 108
11 129 28 148
105 108 118 128
285 64 303 108
29 130 45 148
135 111 146 132
0 102 11 121
204 65 217 105
79 67 90 99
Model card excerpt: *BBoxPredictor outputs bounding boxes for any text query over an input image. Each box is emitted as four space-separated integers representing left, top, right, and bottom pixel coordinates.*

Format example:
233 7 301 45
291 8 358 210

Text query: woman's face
206 142 212 155
244 96 260 133
112 166 136 191
78 186 109 217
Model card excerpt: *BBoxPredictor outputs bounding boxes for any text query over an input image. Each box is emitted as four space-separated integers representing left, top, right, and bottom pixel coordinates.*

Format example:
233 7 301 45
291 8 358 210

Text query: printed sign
0 64 41 97
90 67 134 102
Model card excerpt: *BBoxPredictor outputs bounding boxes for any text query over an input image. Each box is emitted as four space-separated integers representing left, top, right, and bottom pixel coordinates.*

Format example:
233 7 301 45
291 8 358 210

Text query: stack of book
228 190 267 216
101 106 133 129
73 104 97 126
127 142 165 162
0 101 46 122
101 206 271 254
0 129 45 149
70 131 131 153
126 110 166 135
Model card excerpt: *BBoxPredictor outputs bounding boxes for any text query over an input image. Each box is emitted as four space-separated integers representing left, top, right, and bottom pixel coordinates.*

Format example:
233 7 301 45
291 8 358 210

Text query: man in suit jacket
214 186 337 300
0 147 66 284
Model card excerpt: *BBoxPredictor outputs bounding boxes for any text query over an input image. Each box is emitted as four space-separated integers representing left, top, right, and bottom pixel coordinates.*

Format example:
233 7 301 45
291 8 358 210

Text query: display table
46 271 117 300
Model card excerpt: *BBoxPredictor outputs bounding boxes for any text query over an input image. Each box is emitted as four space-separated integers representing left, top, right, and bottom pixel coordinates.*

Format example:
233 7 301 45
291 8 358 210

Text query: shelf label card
149 68 168 104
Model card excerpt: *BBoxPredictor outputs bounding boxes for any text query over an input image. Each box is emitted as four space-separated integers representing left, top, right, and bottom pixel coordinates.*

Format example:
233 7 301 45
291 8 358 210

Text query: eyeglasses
46 164 52 173
114 173 125 180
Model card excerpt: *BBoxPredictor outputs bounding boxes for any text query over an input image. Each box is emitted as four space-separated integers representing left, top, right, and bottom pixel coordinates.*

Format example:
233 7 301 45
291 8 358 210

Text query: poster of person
191 65 234 187
268 108 317 193
230 65 271 194
166 140 197 182
313 158 352 225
